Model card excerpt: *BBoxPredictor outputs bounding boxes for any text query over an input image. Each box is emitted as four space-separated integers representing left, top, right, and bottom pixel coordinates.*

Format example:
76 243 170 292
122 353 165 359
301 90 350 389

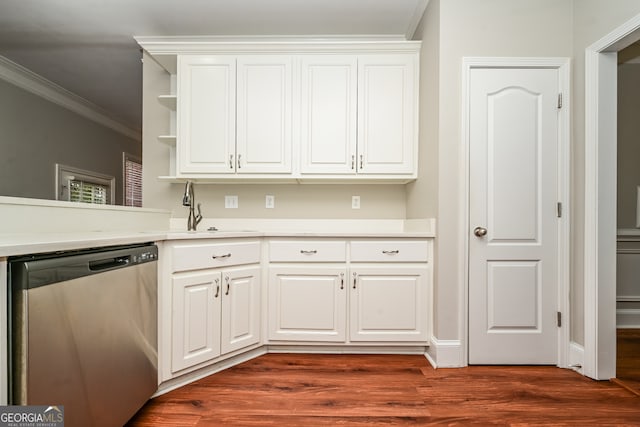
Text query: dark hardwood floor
127 353 640 426
614 328 640 396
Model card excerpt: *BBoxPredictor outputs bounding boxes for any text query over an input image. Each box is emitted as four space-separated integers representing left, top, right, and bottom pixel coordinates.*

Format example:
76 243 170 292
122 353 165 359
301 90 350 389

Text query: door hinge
557 202 562 218
557 311 562 327
557 93 563 109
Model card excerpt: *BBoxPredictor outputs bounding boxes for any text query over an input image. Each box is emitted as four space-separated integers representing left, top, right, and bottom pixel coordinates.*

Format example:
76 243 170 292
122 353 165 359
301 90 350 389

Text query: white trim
569 341 585 375
425 336 463 368
583 12 640 381
461 57 571 368
617 309 640 328
0 55 140 141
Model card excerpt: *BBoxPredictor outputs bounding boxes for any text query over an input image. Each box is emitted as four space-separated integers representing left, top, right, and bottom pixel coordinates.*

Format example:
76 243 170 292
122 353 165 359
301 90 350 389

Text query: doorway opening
583 13 640 380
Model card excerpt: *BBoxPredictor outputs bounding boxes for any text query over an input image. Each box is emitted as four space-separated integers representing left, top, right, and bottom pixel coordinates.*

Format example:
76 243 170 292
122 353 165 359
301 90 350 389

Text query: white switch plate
265 195 275 209
352 195 361 209
225 195 238 209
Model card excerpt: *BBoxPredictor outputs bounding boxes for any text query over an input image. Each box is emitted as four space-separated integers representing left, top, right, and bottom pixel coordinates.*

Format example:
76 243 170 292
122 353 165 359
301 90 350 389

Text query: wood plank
126 354 640 426
616 328 640 396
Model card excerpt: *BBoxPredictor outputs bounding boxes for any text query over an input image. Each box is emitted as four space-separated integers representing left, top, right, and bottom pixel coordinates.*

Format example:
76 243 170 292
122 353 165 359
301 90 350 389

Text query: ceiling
0 0 428 135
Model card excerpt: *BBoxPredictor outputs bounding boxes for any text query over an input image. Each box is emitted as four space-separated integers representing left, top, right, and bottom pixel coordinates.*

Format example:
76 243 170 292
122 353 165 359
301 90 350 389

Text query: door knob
474 227 488 237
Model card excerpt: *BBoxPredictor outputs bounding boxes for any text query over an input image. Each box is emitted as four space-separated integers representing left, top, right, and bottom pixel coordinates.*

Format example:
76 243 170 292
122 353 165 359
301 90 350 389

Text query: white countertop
0 229 435 257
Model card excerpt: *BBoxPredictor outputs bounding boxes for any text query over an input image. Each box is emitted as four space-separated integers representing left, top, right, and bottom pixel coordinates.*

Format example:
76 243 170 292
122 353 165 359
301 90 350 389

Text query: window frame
55 163 115 205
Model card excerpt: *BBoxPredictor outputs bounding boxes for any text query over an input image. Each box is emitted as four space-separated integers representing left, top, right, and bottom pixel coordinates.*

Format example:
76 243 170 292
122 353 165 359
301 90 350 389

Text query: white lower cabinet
268 267 347 341
172 271 222 372
350 267 428 342
167 240 261 375
267 239 431 345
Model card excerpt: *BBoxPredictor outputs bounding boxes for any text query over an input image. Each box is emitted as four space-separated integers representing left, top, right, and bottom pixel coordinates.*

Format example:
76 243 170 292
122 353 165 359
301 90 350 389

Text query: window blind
69 180 108 204
124 155 142 207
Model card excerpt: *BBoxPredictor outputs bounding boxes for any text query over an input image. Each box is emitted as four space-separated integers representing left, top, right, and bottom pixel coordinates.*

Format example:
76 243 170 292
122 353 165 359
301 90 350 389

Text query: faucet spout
183 181 202 231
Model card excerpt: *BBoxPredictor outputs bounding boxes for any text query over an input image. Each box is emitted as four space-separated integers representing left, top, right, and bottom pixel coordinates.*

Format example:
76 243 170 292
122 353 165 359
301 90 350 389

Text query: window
56 164 115 205
123 153 142 207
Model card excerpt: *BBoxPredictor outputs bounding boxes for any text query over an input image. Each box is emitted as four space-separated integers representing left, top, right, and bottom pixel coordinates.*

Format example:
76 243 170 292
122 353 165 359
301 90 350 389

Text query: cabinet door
357 54 417 175
177 55 236 174
172 271 222 372
300 56 357 174
269 267 347 341
221 266 261 354
237 56 292 173
350 267 428 342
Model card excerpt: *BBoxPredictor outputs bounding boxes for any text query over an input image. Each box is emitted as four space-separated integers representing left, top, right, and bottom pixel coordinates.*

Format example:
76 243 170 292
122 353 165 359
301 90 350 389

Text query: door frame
461 57 571 367
583 13 640 380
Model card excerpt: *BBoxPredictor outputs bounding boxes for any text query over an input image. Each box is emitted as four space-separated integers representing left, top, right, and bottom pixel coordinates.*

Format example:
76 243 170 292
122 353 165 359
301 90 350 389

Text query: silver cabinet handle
229 154 234 169
300 250 317 254
382 250 399 254
237 154 242 169
340 272 344 290
360 154 363 169
214 278 220 298
474 227 488 237
212 253 232 259
351 155 355 170
225 276 230 295
352 272 357 289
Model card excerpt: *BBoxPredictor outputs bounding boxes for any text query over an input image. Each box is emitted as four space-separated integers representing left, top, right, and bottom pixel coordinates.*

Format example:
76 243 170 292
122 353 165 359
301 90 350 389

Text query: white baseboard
568 341 585 375
617 309 640 328
425 336 464 368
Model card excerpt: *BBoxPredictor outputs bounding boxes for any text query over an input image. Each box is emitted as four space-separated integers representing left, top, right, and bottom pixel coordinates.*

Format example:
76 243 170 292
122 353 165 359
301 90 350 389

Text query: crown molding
0 55 140 141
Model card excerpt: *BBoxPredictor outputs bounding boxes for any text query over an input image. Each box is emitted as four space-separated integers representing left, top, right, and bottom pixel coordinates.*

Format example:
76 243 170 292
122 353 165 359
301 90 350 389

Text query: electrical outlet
265 195 275 209
352 195 361 209
225 195 238 209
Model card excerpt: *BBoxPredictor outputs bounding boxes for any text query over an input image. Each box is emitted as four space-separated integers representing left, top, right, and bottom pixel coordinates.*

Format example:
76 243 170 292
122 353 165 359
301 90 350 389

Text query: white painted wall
408 0 573 342
0 78 140 203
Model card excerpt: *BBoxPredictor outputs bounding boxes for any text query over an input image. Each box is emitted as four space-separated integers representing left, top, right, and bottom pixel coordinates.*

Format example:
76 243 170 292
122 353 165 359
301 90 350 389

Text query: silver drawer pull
300 250 318 254
212 253 232 259
382 250 399 255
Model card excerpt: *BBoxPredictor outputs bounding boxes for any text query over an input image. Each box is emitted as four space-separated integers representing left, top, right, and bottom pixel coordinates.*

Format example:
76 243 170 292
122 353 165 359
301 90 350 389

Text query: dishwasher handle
89 256 131 271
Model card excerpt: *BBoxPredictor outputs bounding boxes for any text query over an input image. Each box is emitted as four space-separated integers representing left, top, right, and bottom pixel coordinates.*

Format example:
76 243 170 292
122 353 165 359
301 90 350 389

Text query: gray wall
617 63 640 229
0 78 140 204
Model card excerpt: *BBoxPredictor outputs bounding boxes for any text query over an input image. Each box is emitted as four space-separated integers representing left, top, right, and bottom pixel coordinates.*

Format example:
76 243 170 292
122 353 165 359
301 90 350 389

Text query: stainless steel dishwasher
8 243 158 427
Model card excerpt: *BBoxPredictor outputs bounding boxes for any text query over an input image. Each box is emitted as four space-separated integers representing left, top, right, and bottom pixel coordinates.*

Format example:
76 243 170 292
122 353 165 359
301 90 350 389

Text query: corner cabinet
161 240 262 378
137 39 420 183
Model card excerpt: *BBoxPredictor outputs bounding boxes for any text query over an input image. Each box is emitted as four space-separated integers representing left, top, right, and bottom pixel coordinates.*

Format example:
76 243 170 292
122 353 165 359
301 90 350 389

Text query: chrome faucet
182 181 202 231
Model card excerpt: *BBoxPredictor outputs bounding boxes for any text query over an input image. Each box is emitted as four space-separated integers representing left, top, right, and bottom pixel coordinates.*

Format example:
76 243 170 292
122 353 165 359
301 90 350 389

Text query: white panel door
177 55 236 174
357 54 417 175
221 266 261 354
237 56 292 173
350 267 428 342
172 271 222 372
268 267 347 341
300 56 357 174
468 67 559 364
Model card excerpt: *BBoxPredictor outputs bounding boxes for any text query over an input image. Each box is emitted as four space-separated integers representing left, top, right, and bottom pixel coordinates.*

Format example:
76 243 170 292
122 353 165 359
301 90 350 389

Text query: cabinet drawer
350 240 429 262
172 241 261 272
269 240 346 262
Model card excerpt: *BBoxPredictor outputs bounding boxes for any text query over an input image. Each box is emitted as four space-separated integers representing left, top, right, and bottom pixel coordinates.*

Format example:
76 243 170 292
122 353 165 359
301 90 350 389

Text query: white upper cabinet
177 55 236 174
300 53 417 177
140 40 420 182
236 56 293 173
357 54 417 175
300 56 357 174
